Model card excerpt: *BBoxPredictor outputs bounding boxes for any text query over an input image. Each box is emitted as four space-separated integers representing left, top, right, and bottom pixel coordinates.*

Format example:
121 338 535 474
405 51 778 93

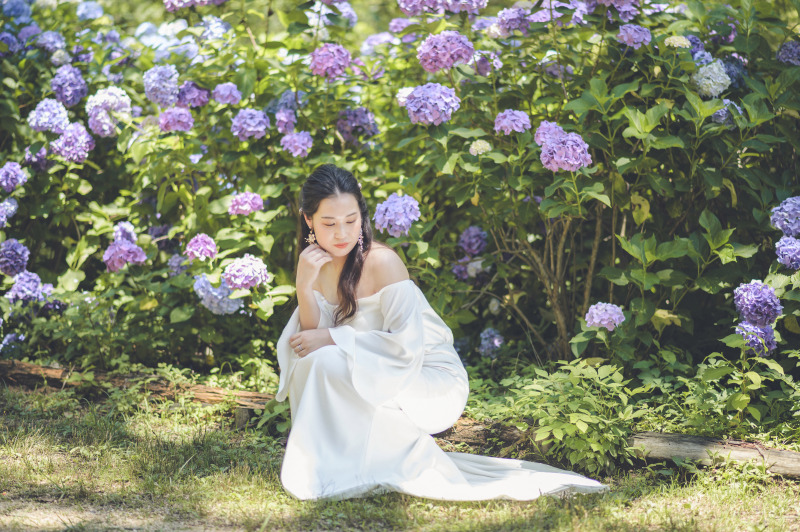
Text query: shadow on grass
0 386 679 532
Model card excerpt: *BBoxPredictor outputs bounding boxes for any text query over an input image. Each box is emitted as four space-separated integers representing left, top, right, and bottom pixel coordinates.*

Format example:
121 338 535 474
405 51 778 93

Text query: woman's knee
301 345 348 380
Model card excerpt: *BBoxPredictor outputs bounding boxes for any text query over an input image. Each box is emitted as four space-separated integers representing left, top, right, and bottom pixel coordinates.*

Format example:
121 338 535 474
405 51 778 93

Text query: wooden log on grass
0 359 274 410
629 431 800 478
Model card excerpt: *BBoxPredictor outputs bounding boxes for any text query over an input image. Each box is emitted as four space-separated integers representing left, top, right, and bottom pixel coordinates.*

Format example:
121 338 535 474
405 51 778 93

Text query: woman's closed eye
324 222 356 226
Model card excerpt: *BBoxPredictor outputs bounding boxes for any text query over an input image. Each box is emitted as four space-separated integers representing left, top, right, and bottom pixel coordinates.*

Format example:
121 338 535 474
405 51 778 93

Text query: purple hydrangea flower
212 82 242 105
23 145 50 173
86 87 132 137
733 280 782 327
416 31 474 73
685 34 704 55
159 107 194 132
0 198 19 229
309 43 351 81
459 226 488 256
585 302 625 331
103 239 147 272
164 0 195 12
186 233 218 262
373 193 420 237
18 24 41 45
275 108 296 134
494 110 531 135
770 197 800 237
280 131 313 157
599 0 639 21
27 99 69 134
617 24 651 49
177 81 210 108
0 239 30 276
777 41 800 66
534 120 566 146
0 162 28 193
168 254 188 276
711 99 742 127
776 236 800 270
266 89 306 114
336 107 379 146
222 254 271 289
540 132 592 172
5 271 44 304
478 327 504 358
113 221 137 243
443 0 487 14
143 65 179 107
228 192 264 215
451 255 470 281
0 32 20 57
51 123 95 163
231 108 269 141
36 31 66 53
473 50 502 76
735 322 777 357
193 273 243 314
405 83 460 126
497 7 531 36
397 0 444 16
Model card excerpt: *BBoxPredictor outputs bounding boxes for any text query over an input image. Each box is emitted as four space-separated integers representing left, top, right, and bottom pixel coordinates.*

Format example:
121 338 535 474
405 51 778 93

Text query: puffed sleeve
327 279 424 406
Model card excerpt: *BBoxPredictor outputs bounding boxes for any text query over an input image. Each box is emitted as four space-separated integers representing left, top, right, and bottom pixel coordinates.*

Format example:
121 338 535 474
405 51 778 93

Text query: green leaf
701 365 734 381
728 392 750 411
58 269 85 291
170 306 195 323
699 209 722 236
758 357 785 376
449 127 487 138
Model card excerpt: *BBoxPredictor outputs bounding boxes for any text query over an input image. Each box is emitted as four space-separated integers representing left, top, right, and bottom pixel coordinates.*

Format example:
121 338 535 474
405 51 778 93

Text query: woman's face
304 193 362 258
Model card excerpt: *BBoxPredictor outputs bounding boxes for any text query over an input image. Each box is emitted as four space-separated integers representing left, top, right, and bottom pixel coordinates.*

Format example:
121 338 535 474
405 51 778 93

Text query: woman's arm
297 284 321 331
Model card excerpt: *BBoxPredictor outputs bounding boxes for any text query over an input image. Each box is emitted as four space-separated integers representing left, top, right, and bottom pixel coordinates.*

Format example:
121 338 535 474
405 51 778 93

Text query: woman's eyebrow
320 212 359 219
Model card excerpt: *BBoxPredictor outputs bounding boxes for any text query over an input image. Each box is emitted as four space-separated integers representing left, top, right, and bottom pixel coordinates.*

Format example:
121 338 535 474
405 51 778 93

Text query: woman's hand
296 244 333 290
289 328 334 358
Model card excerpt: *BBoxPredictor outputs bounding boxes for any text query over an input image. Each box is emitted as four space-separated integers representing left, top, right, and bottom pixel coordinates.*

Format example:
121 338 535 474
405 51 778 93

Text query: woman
276 164 607 501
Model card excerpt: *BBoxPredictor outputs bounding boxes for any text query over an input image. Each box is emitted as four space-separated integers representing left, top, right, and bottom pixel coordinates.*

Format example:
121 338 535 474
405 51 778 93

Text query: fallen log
0 359 274 410
629 431 800 478
3 359 800 476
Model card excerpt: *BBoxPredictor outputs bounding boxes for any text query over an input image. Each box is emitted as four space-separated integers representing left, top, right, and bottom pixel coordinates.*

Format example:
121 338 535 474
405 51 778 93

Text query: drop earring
305 228 316 245
358 229 363 253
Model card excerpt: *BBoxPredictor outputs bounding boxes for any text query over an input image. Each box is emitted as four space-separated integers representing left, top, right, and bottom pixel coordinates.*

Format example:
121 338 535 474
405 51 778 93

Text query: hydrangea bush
0 0 797 395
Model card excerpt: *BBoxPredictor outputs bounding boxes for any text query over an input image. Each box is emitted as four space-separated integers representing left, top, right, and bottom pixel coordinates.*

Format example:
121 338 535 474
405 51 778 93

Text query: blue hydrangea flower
113 221 137 243
771 197 800 237
36 31 66 53
143 65 179 107
711 99 742 127
5 271 44 303
199 15 232 41
373 193 420 237
222 254 271 289
0 332 26 357
585 302 626 331
168 254 188 277
0 239 29 277
51 65 88 108
3 0 31 21
735 322 777 357
51 123 95 163
0 198 19 229
76 1 104 20
23 145 50 173
0 32 20 57
0 162 28 193
193 274 243 315
733 280 782 327
478 327 504 358
459 226 488 256
776 236 800 270
777 41 800 66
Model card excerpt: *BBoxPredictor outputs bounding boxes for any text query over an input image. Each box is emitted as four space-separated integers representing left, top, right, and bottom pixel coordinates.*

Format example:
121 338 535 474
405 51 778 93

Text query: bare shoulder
365 242 410 291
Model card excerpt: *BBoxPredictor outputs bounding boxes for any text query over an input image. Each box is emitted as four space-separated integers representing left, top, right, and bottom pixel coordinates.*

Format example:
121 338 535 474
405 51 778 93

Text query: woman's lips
334 243 349 248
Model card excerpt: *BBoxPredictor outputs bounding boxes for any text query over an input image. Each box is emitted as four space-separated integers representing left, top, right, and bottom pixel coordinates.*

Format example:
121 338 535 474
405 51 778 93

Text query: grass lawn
0 385 798 531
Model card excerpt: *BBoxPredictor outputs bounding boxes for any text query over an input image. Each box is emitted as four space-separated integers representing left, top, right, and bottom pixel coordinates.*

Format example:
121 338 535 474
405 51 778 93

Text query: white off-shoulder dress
276 279 608 501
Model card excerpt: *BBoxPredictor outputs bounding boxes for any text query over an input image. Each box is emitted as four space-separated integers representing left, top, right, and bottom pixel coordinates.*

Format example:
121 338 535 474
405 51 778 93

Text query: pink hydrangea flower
228 192 264 215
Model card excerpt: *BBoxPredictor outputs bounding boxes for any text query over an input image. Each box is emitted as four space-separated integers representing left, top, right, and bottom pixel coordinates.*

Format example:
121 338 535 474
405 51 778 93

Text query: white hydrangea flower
692 60 731 98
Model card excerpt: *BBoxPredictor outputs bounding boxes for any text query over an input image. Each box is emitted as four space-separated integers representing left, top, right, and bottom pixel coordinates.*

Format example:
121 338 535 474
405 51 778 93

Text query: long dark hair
299 164 374 326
